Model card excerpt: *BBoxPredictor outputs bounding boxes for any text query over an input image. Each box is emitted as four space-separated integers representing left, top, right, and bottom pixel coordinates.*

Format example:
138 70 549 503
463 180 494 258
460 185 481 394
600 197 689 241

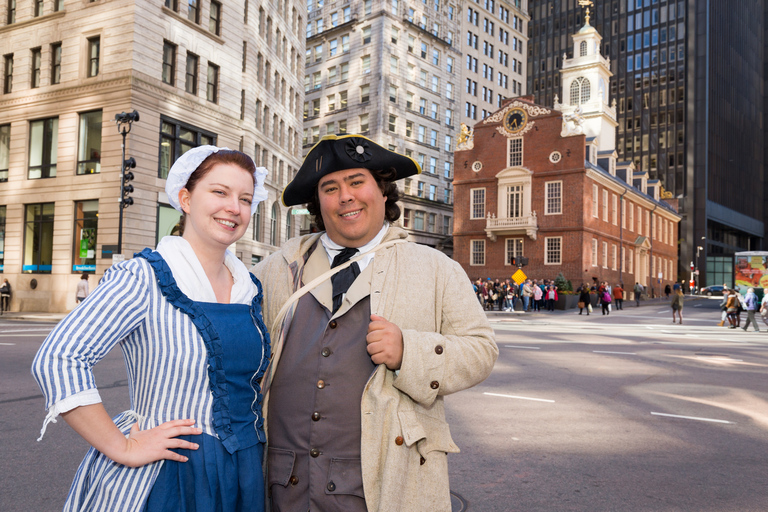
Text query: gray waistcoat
267 246 375 512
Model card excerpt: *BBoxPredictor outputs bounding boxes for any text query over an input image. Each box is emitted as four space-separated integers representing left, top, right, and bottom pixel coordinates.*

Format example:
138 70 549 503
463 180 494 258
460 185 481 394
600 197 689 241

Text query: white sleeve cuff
37 389 102 442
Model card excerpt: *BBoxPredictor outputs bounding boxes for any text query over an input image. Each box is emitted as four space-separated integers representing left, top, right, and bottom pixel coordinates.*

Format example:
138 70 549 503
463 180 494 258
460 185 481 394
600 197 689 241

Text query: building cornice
0 10 65 35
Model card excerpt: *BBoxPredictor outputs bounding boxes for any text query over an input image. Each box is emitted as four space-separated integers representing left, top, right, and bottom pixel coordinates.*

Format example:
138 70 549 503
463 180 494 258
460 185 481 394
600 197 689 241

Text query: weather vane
578 0 594 25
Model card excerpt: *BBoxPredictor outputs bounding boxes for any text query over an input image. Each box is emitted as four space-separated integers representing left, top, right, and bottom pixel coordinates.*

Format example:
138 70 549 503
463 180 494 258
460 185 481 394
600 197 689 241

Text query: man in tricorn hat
253 134 497 511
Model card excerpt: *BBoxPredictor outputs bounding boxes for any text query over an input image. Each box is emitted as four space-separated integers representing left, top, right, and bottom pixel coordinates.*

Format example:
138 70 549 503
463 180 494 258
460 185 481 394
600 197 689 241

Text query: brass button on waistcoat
321 347 331 357
430 381 440 389
317 379 326 389
395 436 404 446
310 448 320 458
312 412 321 421
327 481 336 492
289 475 299 485
435 345 444 355
329 320 338 329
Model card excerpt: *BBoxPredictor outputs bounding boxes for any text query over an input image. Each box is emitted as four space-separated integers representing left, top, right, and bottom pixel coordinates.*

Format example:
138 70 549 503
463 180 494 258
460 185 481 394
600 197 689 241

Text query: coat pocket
325 458 365 499
398 409 460 459
267 447 296 488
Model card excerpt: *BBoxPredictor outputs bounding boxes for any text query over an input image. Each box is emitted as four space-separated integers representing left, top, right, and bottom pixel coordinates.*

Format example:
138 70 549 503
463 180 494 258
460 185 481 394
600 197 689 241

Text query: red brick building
453 22 681 295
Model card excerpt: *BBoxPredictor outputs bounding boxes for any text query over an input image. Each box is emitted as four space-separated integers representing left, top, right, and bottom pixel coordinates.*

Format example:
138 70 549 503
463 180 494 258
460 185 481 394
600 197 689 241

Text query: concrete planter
555 295 580 310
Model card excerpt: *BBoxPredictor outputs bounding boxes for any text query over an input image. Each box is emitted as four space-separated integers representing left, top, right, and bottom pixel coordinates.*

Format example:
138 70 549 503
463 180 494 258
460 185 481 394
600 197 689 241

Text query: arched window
579 41 587 57
253 202 263 242
569 77 591 105
285 209 292 240
270 203 279 246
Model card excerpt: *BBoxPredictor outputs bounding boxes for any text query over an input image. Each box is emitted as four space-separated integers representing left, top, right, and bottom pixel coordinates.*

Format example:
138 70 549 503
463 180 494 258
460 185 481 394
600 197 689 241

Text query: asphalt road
2 297 767 511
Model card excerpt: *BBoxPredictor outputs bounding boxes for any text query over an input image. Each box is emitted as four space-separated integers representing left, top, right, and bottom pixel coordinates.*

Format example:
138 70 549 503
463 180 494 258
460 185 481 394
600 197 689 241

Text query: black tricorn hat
282 134 421 206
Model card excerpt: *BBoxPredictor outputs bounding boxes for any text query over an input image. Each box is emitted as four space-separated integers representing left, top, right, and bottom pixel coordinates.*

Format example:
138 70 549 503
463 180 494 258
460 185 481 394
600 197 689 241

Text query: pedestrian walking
577 285 591 315
718 293 729 326
760 288 768 329
725 290 739 328
634 282 644 307
742 288 760 332
75 273 90 304
613 283 624 310
522 280 533 311
664 283 671 299
601 287 612 315
670 284 684 324
0 278 10 314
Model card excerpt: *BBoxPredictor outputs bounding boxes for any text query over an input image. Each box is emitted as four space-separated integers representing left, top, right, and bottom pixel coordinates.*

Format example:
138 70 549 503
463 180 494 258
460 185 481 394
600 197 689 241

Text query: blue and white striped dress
31 249 269 511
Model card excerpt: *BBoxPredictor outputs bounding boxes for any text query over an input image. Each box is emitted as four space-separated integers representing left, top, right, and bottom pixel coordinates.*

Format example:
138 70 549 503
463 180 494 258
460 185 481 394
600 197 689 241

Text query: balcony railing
485 212 538 241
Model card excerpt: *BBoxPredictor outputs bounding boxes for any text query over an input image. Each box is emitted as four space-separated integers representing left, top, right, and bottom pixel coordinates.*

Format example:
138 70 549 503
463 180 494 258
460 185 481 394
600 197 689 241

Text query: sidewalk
0 311 67 322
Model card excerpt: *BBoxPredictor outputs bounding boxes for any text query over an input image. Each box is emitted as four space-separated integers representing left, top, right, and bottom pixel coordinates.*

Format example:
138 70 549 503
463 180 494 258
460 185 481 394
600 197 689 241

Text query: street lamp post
114 110 139 255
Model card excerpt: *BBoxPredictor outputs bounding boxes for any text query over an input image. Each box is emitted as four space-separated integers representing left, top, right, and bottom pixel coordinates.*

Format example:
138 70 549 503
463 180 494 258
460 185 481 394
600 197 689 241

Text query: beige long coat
252 226 498 512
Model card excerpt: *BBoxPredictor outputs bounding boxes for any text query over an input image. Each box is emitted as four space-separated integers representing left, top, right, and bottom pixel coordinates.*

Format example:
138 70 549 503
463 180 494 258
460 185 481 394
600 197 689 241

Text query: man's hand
366 314 403 370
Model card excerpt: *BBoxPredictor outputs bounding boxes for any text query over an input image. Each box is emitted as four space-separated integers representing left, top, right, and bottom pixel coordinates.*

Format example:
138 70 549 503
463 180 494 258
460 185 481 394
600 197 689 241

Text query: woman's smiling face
179 163 254 250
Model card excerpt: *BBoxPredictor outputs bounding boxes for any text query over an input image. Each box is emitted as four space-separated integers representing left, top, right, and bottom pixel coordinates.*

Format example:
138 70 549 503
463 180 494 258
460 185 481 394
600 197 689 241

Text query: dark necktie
331 247 360 314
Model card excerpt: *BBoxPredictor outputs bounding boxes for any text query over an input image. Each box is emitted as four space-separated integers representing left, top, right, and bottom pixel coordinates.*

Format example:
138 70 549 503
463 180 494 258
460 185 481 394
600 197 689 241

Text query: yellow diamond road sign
512 269 527 285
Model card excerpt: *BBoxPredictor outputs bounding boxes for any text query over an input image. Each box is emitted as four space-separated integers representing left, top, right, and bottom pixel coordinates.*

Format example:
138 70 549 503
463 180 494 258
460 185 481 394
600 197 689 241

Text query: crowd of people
472 278 633 315
716 286 768 332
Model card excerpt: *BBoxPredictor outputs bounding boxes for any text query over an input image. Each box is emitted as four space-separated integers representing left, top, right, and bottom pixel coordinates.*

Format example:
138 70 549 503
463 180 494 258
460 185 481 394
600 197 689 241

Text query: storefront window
23 203 54 273
73 200 98 272
157 204 182 245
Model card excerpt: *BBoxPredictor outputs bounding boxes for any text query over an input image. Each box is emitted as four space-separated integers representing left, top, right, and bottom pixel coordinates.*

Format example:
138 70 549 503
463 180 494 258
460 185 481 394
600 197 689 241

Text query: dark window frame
50 42 62 84
76 110 102 175
185 52 198 94
28 117 58 179
30 47 41 88
22 202 55 274
162 40 176 85
206 62 219 103
158 115 216 179
87 36 100 78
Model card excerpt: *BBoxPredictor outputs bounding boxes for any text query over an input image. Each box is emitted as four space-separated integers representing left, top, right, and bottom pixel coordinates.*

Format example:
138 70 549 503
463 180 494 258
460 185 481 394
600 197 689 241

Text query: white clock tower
554 2 618 153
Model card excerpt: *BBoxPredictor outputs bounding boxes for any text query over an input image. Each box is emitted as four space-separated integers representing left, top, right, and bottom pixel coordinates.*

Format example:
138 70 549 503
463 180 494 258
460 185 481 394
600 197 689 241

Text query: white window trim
507 136 523 167
544 236 562 266
544 180 563 216
592 184 599 217
602 189 608 221
504 238 524 266
470 187 486 219
602 241 608 269
591 238 598 267
496 168 532 221
470 239 486 266
611 244 617 270
612 194 618 225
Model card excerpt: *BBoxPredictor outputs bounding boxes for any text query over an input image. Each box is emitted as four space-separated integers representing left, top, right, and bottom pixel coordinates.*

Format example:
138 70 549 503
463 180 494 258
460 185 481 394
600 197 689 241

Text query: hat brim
282 134 421 206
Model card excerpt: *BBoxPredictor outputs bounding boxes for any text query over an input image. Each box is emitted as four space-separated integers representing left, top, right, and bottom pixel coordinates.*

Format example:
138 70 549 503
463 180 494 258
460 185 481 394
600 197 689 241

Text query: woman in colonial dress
32 146 270 511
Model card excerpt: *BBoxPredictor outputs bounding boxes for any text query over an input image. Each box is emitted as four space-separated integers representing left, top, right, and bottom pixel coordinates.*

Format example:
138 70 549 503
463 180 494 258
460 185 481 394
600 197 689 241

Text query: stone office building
0 0 305 312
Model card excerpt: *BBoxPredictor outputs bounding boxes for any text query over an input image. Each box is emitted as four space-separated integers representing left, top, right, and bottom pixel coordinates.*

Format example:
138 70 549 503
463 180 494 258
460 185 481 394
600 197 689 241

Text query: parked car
699 285 726 296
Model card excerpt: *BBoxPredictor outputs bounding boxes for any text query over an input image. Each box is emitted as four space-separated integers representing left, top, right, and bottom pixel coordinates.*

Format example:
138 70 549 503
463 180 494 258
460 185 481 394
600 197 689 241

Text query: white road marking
0 328 53 333
0 342 15 345
484 392 555 403
593 350 637 355
696 356 743 362
504 345 540 350
651 412 733 424
0 334 51 337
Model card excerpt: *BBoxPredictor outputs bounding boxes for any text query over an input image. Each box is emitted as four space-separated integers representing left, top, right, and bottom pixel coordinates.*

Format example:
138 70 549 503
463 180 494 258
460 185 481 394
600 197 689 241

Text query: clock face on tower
504 108 528 134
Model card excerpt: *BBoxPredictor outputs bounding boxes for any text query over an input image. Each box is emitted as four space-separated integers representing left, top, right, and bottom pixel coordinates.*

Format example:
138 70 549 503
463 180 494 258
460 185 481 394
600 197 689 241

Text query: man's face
317 167 387 248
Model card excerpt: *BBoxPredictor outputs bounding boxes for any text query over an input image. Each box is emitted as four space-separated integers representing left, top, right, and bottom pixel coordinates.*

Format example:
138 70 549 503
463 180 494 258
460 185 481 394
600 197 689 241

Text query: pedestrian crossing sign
512 269 527 285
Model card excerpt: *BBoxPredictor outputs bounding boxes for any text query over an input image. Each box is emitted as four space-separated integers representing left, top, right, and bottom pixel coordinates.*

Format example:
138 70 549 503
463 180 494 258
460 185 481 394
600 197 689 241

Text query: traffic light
509 256 516 266
690 261 694 271
122 157 136 208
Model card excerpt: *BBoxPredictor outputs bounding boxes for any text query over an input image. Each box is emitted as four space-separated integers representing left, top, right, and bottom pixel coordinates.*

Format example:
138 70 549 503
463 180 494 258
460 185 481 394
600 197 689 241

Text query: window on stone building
545 237 562 265
470 188 485 219
570 77 590 105
77 110 102 175
2 54 12 94
270 203 279 245
209 1 222 35
162 41 176 85
602 190 608 221
72 200 98 273
30 47 41 88
0 124 8 183
471 239 485 266
206 63 219 102
23 202 54 273
87 37 100 77
51 43 62 85
158 116 216 179
28 117 58 179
